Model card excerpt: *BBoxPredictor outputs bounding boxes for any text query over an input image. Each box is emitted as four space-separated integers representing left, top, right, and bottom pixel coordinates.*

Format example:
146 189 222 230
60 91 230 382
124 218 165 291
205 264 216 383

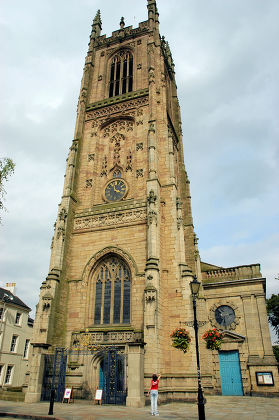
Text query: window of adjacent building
15 312 21 325
10 335 18 352
4 365 13 385
109 50 133 98
94 255 131 325
23 339 30 359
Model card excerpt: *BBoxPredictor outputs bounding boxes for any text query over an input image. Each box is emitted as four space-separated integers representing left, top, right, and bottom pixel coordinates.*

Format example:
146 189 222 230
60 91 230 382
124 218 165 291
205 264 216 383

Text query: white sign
95 389 103 400
64 388 72 399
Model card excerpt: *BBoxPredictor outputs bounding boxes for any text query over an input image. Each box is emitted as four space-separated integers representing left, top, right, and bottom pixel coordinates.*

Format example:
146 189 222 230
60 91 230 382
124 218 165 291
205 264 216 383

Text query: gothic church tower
26 0 200 405
26 0 278 406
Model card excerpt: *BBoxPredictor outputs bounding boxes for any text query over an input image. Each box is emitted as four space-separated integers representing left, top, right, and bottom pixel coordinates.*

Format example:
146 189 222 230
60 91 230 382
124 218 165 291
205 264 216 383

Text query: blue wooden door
99 360 104 389
219 350 243 395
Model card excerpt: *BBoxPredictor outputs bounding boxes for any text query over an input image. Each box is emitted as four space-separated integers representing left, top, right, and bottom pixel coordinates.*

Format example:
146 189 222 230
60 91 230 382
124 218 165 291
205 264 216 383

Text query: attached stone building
25 0 278 406
0 284 33 389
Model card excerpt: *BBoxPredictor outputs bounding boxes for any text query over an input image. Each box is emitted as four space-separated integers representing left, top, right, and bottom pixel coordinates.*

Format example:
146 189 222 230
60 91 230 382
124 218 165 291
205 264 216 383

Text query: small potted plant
170 327 191 353
202 328 224 350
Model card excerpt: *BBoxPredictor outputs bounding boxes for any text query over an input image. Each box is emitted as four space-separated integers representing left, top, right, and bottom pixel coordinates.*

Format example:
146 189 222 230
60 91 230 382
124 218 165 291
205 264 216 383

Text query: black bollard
48 389 55 415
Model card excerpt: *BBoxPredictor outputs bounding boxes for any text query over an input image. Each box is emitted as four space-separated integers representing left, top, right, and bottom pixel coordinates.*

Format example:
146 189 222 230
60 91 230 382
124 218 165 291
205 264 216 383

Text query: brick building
25 0 278 405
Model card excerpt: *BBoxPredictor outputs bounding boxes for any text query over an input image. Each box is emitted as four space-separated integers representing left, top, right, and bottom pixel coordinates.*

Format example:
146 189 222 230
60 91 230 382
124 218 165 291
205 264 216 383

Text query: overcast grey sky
1 1 278 339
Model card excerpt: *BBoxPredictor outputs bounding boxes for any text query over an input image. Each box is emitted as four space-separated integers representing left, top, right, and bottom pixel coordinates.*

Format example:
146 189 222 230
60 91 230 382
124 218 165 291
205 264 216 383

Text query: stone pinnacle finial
93 9 102 27
120 16 125 29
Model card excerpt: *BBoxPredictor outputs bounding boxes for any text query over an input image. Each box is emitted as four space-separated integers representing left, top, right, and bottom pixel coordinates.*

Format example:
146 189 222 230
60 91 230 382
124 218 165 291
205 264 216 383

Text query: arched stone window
94 255 131 325
109 50 133 98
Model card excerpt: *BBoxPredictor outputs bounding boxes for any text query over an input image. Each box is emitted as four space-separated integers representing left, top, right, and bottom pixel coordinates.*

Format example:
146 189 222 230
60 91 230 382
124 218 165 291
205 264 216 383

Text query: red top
150 379 159 390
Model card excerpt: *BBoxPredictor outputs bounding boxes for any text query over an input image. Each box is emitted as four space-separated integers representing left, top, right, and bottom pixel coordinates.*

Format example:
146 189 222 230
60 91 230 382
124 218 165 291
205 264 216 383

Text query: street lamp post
190 275 206 420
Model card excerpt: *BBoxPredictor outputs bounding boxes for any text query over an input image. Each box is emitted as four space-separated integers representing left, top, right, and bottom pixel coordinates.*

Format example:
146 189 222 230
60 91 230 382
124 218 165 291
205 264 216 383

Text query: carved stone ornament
147 210 157 226
74 208 147 231
148 67 155 84
145 289 156 302
136 169 143 178
209 301 240 331
59 207 67 222
147 189 157 205
71 329 143 347
148 121 155 133
100 156 108 177
86 96 148 120
136 120 143 126
85 179 93 188
98 75 103 81
86 179 93 188
56 226 65 240
126 151 132 172
176 197 182 210
88 153 95 162
136 142 143 151
137 64 142 70
177 216 183 230
103 120 133 138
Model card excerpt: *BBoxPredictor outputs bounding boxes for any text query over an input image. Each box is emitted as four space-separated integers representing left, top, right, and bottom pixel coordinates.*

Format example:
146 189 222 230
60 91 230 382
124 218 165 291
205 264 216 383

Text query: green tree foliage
266 293 279 341
0 157 15 222
272 345 279 364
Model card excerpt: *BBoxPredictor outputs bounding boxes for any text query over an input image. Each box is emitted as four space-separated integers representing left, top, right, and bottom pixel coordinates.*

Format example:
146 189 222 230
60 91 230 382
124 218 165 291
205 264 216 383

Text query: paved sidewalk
0 396 279 420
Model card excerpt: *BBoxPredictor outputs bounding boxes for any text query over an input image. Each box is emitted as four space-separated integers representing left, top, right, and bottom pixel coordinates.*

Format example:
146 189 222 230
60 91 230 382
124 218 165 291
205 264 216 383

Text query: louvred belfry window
109 51 133 97
94 256 131 325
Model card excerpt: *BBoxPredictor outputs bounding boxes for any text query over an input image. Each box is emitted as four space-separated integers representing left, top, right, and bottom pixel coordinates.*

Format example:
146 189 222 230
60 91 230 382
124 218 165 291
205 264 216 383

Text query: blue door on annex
219 350 243 395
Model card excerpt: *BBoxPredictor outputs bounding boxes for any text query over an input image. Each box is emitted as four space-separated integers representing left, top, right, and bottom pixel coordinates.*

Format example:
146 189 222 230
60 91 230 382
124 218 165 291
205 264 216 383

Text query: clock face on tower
215 305 235 328
104 179 127 202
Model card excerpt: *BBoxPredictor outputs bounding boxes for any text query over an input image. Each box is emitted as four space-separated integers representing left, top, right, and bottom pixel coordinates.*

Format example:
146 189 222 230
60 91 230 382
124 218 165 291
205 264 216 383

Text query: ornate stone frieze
136 169 143 178
85 95 148 120
88 153 95 162
103 120 133 137
136 142 143 151
74 207 147 232
71 329 143 347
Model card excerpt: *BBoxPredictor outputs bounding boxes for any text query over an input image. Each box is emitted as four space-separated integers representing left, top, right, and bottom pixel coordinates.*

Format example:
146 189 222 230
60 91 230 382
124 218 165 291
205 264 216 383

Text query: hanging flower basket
170 328 191 353
202 328 224 350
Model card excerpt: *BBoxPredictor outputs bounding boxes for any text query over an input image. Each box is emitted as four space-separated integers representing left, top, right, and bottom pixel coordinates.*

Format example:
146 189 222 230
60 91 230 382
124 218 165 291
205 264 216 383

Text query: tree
0 157 15 222
266 293 279 342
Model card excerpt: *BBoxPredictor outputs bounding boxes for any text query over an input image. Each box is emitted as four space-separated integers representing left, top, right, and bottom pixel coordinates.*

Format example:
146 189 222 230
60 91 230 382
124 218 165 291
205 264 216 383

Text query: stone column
126 343 145 407
256 294 275 357
25 345 48 403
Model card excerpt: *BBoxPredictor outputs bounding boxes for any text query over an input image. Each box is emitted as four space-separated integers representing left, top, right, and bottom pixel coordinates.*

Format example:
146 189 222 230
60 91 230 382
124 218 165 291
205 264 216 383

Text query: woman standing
148 373 161 416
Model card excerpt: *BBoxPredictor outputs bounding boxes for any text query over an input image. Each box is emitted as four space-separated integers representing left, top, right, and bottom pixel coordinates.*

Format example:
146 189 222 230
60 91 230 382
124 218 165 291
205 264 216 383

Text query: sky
0 0 278 340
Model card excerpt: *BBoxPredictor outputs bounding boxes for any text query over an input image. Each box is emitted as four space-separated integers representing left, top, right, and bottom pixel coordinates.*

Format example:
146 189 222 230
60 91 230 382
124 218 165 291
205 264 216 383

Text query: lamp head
190 275 201 297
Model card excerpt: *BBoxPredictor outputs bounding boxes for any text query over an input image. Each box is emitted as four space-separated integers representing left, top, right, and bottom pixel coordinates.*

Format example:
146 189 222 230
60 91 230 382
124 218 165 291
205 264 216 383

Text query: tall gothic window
94 255 131 325
109 51 133 98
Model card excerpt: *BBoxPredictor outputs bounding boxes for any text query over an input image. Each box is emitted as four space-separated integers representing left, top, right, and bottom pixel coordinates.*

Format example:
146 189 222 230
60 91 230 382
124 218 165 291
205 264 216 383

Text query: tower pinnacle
91 9 102 38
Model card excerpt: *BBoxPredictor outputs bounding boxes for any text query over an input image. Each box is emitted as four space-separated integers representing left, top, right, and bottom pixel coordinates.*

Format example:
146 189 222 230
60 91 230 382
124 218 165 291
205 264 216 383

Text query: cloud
0 0 278 318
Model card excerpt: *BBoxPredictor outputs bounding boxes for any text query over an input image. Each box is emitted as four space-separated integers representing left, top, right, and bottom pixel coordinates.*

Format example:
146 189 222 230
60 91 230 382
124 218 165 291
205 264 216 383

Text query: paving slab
0 396 278 420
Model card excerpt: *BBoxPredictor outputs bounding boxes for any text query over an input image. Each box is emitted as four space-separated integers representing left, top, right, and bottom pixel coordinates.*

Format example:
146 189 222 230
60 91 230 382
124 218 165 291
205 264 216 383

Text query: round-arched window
94 255 131 325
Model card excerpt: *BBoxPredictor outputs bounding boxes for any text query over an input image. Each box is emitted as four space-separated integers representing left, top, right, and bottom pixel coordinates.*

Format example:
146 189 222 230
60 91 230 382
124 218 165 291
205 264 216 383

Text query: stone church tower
26 0 278 405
